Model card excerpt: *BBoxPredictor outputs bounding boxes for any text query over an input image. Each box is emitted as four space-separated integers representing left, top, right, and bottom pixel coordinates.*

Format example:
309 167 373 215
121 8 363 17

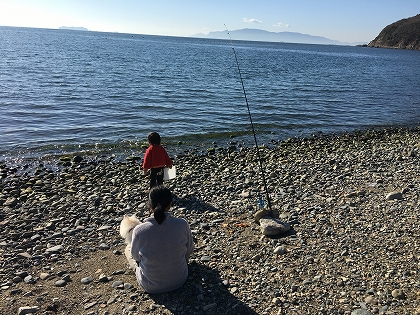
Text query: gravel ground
1 127 420 315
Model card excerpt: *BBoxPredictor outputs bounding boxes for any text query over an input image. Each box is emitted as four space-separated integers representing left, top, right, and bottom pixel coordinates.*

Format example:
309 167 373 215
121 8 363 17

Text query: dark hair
148 132 161 145
149 185 172 224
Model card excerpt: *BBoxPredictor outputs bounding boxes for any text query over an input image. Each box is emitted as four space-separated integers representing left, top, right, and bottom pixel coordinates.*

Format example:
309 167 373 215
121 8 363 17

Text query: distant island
59 26 89 31
368 14 420 50
191 28 355 45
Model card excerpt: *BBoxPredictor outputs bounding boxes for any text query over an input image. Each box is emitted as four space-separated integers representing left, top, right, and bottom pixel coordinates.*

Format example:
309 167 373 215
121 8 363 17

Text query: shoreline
1 126 419 314
2 125 419 174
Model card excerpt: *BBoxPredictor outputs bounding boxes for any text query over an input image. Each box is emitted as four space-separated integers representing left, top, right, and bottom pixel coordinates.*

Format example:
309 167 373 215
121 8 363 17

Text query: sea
1 26 420 165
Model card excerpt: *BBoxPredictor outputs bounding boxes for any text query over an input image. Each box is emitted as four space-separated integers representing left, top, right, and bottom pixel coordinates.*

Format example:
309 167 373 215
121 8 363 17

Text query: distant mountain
368 14 420 50
59 26 89 31
191 28 346 45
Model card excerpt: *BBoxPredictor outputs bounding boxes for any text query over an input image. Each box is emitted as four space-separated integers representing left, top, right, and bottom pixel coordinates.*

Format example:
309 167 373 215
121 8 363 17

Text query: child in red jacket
142 132 173 189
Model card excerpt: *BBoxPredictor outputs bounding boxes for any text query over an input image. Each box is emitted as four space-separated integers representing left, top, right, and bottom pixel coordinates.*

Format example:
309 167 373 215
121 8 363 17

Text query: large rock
259 217 290 236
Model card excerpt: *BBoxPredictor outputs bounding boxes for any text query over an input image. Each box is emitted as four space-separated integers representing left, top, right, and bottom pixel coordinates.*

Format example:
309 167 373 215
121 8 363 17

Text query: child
142 132 173 189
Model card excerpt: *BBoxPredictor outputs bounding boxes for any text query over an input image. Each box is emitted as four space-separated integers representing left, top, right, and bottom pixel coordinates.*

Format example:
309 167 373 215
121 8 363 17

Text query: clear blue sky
1 0 419 43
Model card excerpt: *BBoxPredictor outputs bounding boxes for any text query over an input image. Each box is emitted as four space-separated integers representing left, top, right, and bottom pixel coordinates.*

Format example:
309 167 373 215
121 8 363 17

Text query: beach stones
0 127 419 314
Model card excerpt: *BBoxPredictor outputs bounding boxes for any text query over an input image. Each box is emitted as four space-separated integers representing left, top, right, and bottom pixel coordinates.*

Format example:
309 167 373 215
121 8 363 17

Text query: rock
84 301 97 310
391 288 406 299
124 283 134 289
150 303 161 310
12 276 22 283
273 246 287 255
98 274 109 282
39 273 51 280
44 245 63 255
238 190 250 198
200 255 211 262
16 271 29 278
72 155 83 163
259 217 290 236
3 197 18 207
386 191 403 200
111 270 125 275
126 305 137 312
351 310 373 315
203 303 217 311
112 281 124 288
55 280 67 287
254 210 271 223
364 295 378 305
24 275 36 284
80 277 93 284
99 243 110 250
18 306 40 315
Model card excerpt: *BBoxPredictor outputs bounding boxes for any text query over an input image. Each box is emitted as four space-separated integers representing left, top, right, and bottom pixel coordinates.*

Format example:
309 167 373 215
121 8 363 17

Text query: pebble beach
1 127 419 315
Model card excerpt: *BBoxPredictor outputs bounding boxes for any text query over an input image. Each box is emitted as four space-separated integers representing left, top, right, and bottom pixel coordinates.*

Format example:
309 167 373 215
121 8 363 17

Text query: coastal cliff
368 14 420 50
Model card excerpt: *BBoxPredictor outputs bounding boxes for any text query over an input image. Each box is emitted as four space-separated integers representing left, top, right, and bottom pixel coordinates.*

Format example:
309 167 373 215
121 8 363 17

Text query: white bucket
164 166 176 180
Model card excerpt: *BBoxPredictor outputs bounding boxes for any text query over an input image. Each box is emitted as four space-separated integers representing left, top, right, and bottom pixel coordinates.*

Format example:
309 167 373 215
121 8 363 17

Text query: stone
24 275 36 284
12 276 22 283
254 210 272 223
55 280 67 287
39 273 51 280
84 301 97 310
391 288 406 299
386 191 403 200
45 245 63 255
274 246 287 255
82 275 94 284
364 295 378 305
99 243 110 250
112 281 124 288
124 283 133 289
18 306 40 315
4 197 18 207
259 217 290 236
200 256 211 262
203 303 217 311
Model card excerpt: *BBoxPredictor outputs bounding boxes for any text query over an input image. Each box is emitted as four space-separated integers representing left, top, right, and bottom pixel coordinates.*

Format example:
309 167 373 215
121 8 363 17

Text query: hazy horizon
1 1 419 43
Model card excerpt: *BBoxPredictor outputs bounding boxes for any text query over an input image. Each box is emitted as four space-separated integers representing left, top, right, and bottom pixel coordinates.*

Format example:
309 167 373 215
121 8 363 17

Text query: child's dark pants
150 167 164 189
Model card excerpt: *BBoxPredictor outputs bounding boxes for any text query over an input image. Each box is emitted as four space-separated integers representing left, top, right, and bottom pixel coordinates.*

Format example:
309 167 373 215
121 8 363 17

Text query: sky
0 0 419 44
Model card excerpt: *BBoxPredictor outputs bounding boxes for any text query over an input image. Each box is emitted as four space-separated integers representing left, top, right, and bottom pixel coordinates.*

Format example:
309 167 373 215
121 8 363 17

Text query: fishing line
224 24 273 217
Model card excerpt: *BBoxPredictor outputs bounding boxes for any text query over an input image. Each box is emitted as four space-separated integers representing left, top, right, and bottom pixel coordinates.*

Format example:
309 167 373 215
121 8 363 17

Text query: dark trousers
149 167 164 189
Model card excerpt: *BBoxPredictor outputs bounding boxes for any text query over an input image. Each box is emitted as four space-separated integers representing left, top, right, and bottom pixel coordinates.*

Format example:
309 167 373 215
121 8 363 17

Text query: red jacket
142 145 173 170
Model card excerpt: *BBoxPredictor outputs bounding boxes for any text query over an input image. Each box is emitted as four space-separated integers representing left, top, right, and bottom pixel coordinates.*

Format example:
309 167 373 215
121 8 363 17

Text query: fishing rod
224 25 273 217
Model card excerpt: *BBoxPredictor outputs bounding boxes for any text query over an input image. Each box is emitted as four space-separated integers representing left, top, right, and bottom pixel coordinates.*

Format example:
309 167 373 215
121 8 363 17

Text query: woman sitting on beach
130 185 194 293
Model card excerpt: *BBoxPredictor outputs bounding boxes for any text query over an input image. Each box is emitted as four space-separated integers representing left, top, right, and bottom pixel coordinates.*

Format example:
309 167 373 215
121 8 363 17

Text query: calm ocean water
1 26 419 163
